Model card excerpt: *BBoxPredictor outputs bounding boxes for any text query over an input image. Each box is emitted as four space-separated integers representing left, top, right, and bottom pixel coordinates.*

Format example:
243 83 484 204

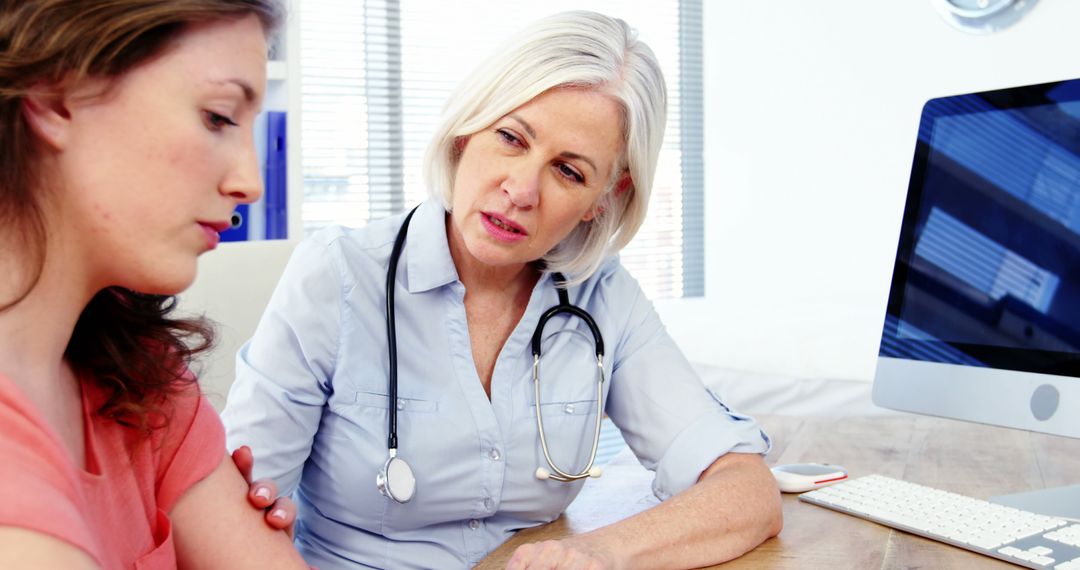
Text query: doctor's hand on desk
507 453 782 570
232 445 298 538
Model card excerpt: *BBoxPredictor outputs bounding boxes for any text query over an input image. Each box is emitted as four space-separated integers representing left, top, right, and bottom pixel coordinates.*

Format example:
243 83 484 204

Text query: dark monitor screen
880 78 1080 378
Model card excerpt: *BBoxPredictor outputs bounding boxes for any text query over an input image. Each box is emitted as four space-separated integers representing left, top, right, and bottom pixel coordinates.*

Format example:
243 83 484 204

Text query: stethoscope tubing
385 206 418 453
532 352 605 481
531 303 604 359
530 287 606 482
381 204 606 503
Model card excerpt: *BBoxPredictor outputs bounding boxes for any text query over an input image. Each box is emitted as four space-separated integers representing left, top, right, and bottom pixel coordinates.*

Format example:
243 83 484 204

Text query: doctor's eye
556 163 585 184
204 111 239 131
496 128 523 147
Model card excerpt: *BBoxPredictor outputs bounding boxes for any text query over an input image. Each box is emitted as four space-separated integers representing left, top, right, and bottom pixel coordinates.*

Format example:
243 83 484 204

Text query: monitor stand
991 485 1080 521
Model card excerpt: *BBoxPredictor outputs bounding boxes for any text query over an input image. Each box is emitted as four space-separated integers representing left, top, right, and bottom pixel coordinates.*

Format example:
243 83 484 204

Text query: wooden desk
477 414 1080 569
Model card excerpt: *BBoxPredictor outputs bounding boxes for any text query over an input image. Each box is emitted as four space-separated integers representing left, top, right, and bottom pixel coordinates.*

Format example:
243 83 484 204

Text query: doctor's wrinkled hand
506 538 613 570
232 445 298 538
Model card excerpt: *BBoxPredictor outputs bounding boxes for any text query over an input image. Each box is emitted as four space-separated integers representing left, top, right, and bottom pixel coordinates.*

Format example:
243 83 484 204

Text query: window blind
300 0 703 298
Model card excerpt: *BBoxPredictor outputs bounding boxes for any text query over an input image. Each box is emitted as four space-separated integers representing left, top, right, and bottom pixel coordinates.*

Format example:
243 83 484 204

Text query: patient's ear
21 86 73 151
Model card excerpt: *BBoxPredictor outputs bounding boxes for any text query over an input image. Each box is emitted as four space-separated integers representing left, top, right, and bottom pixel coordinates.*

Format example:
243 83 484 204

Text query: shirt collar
404 199 459 293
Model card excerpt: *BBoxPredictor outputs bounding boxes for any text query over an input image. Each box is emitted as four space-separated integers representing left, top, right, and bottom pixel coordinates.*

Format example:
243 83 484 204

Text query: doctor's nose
502 166 540 209
221 141 264 205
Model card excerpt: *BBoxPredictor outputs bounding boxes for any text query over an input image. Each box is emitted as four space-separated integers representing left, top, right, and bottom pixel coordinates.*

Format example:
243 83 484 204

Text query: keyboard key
1054 557 1080 570
970 537 1002 550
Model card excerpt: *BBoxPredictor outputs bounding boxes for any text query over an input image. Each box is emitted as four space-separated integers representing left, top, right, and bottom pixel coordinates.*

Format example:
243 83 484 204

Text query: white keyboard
800 474 1080 569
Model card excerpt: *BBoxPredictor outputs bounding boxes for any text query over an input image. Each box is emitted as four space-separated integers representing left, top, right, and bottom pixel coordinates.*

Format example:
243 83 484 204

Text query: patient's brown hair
0 0 282 429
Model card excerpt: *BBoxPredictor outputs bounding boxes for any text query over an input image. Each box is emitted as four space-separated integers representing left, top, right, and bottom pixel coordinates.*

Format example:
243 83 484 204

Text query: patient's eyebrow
211 78 258 103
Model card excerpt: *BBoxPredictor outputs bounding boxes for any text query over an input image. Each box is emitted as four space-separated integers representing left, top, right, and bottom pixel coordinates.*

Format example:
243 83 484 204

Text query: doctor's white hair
422 10 667 283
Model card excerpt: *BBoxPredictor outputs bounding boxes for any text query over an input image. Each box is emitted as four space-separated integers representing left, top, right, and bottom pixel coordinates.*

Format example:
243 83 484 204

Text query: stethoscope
377 206 606 504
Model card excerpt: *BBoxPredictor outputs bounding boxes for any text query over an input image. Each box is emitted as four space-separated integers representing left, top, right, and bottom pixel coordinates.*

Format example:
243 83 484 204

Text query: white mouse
770 463 848 493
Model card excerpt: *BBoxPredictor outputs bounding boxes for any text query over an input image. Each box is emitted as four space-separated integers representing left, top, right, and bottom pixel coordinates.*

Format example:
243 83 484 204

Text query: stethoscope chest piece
377 453 416 503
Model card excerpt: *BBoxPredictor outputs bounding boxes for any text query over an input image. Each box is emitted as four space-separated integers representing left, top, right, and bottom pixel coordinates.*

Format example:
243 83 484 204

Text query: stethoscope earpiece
535 465 603 482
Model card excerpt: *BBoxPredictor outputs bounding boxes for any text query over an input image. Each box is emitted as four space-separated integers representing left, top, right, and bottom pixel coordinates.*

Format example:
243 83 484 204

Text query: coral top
0 371 224 569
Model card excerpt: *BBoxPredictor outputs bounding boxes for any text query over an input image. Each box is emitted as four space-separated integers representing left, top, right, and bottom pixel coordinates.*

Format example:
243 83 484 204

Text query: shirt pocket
134 509 176 570
355 390 439 413
532 398 597 417
526 396 600 476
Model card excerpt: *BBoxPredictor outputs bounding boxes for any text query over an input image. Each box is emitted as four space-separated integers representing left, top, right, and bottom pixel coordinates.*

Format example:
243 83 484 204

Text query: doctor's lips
481 211 528 242
198 220 232 249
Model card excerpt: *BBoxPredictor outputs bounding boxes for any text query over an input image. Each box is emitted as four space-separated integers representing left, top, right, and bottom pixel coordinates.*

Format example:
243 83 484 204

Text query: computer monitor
872 78 1080 519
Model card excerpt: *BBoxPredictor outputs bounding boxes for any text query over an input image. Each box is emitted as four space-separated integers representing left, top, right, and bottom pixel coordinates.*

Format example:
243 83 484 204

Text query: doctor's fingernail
255 487 271 500
270 508 288 521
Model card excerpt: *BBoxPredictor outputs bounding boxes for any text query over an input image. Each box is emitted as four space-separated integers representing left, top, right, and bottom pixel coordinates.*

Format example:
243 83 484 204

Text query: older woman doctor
223 10 782 569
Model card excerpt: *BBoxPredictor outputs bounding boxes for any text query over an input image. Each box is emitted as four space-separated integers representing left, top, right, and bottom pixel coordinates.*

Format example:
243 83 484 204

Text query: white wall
656 0 1080 382
178 240 297 409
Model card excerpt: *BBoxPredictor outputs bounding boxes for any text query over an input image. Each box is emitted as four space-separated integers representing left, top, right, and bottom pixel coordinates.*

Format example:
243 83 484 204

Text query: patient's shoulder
0 375 98 564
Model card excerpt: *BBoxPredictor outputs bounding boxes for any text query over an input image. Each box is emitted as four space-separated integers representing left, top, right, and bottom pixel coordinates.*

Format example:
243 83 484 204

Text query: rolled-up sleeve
603 276 770 501
221 228 347 494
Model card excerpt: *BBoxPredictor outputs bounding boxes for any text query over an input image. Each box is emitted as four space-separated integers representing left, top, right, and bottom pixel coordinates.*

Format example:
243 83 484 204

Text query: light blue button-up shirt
222 200 770 569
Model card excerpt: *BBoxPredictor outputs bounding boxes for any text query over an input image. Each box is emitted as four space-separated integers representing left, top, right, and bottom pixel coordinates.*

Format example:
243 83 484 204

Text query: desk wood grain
477 414 1080 569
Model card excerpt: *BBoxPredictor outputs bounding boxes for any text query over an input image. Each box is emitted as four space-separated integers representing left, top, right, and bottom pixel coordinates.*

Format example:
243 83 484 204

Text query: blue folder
264 111 287 240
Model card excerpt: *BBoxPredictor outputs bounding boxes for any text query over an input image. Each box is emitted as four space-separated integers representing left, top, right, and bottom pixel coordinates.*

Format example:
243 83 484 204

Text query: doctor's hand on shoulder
507 537 614 570
233 446 298 537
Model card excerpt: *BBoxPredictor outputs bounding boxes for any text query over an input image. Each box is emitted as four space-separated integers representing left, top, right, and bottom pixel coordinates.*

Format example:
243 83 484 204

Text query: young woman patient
0 1 308 567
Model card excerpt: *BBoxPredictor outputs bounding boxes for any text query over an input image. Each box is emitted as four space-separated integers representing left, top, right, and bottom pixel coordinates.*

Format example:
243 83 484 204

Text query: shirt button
484 498 494 510
564 403 576 414
396 400 405 411
488 448 501 461
468 519 481 530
